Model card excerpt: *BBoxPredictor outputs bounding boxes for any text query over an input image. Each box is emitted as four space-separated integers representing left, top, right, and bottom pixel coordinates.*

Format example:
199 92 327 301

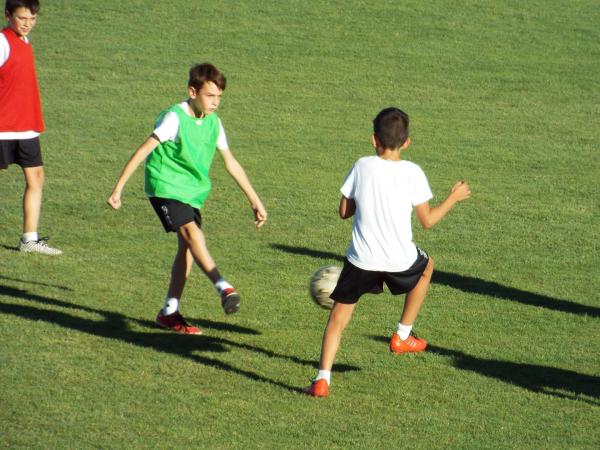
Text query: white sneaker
19 238 63 256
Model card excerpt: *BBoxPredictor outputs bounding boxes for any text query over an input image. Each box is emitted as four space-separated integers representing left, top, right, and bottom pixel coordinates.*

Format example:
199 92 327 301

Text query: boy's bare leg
177 221 222 283
166 234 194 299
319 302 357 371
22 166 44 234
174 221 239 315
399 258 434 325
156 223 222 333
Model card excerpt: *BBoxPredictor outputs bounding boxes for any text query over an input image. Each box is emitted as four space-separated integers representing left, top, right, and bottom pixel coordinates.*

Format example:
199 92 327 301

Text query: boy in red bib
0 0 61 255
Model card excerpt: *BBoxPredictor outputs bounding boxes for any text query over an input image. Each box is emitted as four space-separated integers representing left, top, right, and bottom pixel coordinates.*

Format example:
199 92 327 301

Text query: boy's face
6 7 37 38
188 81 223 117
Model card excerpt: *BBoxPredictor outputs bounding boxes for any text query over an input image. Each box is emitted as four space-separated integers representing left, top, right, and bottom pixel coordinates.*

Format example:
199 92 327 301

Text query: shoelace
172 312 193 328
35 237 51 246
407 329 426 341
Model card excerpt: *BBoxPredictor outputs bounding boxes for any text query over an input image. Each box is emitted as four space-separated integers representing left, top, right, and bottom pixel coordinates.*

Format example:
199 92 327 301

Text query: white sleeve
152 111 180 143
216 119 229 150
0 34 9 67
340 164 357 199
411 166 433 206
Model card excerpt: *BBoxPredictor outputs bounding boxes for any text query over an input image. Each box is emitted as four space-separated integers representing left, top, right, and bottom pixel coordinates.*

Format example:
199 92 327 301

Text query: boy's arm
339 196 356 219
107 135 160 210
414 180 471 229
219 149 267 228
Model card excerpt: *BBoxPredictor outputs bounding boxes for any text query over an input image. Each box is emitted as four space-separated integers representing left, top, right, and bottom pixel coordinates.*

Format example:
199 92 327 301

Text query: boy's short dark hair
188 63 226 91
373 107 410 149
5 0 40 15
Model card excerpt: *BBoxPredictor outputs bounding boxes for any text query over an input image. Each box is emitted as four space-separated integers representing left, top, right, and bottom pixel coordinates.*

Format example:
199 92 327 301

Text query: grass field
1 0 599 448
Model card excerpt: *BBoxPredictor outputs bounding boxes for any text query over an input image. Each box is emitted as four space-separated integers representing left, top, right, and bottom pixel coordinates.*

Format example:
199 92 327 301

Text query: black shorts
149 197 202 233
0 137 43 169
330 248 430 304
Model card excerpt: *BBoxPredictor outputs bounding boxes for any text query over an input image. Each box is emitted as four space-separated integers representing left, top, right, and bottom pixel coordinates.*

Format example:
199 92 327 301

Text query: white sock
162 297 179 315
214 279 233 294
396 322 413 341
22 232 38 243
316 370 331 385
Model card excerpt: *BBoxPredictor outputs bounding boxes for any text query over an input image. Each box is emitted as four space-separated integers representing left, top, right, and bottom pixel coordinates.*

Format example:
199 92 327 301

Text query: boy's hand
451 180 471 202
107 191 122 210
253 204 267 229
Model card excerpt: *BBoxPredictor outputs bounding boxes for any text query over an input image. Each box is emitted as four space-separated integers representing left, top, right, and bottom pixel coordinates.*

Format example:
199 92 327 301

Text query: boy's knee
177 221 202 242
424 257 434 277
329 303 354 328
24 167 45 188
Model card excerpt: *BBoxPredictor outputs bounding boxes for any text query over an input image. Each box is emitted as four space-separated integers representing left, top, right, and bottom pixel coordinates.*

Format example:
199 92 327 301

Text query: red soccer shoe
155 311 202 335
220 288 241 315
303 379 329 398
390 332 427 354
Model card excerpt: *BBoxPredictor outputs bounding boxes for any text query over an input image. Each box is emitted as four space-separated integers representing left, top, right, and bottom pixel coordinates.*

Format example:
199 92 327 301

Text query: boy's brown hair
5 0 40 15
188 63 226 91
373 107 410 150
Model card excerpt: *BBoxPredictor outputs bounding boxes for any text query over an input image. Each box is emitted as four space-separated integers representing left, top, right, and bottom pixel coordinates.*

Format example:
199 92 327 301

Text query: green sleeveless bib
145 104 220 208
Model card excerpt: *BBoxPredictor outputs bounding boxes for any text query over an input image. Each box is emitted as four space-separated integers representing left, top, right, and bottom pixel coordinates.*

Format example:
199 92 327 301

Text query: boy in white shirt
304 107 471 397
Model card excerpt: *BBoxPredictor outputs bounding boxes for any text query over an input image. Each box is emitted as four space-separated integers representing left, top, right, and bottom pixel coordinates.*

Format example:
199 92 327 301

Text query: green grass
1 0 599 448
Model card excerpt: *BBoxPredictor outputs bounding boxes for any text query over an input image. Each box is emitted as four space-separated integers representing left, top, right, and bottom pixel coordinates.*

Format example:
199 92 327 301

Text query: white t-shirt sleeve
216 119 229 151
0 34 9 67
340 164 357 199
410 165 433 206
152 111 180 143
153 111 229 149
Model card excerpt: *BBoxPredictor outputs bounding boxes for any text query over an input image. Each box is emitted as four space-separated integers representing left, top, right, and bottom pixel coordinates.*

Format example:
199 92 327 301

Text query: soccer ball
309 265 341 310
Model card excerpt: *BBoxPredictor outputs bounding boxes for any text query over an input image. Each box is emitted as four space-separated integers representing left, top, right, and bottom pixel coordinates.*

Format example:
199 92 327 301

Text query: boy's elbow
339 206 355 219
419 218 434 229
339 198 356 219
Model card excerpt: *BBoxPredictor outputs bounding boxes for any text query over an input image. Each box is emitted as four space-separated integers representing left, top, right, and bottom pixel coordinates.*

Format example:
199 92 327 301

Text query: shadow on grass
370 335 599 405
270 243 600 317
0 274 73 291
428 344 600 406
0 284 359 393
0 244 18 252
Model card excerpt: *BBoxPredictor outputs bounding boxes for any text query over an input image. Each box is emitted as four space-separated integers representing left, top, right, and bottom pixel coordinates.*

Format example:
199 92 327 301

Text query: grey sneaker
19 237 63 256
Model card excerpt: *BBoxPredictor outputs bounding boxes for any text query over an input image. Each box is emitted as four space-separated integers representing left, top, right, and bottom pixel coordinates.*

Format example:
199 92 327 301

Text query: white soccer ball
309 265 341 310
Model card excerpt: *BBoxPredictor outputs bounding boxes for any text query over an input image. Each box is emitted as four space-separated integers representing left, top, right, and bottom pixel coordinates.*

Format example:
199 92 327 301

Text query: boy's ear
371 134 379 148
188 86 198 99
400 137 412 150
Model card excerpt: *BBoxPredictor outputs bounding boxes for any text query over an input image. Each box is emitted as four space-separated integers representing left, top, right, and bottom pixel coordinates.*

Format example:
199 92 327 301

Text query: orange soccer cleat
390 332 427 354
303 379 329 398
155 310 202 335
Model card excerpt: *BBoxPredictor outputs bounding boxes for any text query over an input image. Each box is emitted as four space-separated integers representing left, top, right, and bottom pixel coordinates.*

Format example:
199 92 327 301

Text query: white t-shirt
0 33 11 66
0 33 39 140
152 102 229 150
341 156 433 272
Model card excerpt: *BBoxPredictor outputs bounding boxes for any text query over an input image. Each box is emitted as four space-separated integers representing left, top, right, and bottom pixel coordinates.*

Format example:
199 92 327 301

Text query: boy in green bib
108 63 267 335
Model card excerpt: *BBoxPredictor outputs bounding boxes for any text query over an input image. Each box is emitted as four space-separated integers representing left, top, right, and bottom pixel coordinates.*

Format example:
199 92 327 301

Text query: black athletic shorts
0 137 43 169
330 248 430 304
149 197 202 232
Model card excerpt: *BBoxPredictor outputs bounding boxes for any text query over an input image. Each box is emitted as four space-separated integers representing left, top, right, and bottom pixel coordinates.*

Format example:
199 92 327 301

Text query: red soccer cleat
155 310 202 335
220 288 241 315
303 379 329 398
390 332 427 354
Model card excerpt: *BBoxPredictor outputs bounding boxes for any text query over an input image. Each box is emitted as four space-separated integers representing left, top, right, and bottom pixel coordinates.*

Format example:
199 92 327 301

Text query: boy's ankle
214 278 233 293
